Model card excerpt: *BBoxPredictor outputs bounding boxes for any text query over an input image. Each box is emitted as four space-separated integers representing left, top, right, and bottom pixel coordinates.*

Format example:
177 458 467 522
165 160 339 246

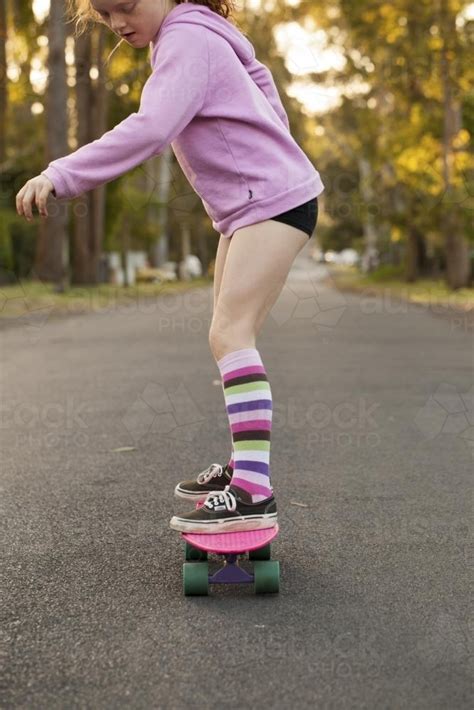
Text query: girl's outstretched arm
38 26 209 202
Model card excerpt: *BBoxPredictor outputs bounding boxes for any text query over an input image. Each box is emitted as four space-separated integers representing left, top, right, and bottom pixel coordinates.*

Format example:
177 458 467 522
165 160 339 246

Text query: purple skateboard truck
180 525 280 596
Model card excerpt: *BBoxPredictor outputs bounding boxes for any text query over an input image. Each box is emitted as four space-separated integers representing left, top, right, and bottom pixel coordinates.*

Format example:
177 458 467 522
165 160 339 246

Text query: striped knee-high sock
225 454 234 478
217 347 273 503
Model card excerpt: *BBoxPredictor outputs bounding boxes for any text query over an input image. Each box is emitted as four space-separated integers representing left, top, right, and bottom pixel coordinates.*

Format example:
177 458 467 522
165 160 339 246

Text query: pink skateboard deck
178 500 280 594
181 524 279 554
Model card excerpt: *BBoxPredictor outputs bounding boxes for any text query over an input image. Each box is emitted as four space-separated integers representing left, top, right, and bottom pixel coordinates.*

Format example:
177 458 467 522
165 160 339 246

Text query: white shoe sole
169 513 278 534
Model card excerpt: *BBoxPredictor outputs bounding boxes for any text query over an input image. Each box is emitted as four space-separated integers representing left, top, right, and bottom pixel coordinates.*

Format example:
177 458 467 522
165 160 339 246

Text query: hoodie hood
150 3 255 66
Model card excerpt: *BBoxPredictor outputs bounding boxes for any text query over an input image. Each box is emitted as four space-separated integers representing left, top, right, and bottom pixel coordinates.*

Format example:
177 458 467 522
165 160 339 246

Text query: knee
208 322 230 361
208 319 255 362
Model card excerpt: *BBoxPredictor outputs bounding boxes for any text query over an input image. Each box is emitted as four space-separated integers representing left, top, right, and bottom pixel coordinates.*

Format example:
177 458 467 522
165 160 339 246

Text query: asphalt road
1 244 472 709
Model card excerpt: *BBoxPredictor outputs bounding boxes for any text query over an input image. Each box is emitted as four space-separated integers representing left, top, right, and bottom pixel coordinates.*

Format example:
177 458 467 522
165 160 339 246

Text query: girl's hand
16 175 55 221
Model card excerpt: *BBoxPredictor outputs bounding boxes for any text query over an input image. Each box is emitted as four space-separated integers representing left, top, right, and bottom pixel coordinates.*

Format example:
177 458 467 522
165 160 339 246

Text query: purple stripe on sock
223 365 266 382
227 399 272 414
235 460 270 476
231 420 272 433
231 477 272 498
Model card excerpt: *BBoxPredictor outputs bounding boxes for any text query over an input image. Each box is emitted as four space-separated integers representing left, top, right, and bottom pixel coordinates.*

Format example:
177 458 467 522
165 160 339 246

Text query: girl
16 0 324 534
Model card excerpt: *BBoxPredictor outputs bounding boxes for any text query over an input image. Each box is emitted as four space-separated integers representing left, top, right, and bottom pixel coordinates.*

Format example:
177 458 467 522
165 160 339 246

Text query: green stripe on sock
233 440 271 451
224 381 271 396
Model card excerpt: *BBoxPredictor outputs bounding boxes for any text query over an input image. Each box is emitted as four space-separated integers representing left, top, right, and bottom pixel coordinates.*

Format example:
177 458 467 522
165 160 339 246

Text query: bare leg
209 220 308 360
208 218 308 504
212 234 232 315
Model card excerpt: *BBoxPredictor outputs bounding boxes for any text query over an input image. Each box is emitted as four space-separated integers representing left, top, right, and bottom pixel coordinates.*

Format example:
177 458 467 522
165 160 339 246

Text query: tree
437 0 470 288
35 0 69 286
71 24 108 285
0 0 7 164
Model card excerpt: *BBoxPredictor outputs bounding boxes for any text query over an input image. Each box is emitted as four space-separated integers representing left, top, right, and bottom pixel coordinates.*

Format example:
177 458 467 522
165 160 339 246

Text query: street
1 244 471 708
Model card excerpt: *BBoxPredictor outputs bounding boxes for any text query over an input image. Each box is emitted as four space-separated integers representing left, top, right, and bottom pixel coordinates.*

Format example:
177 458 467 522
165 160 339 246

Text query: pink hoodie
41 3 324 238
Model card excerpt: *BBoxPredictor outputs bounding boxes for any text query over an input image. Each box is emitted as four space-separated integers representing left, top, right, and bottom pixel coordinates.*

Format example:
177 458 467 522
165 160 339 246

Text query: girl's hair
65 0 238 38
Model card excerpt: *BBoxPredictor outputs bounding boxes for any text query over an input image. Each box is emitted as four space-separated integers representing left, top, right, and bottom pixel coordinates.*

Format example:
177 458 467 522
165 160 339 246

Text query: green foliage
0 209 14 272
5 0 472 287
364 264 406 282
294 0 473 284
0 208 38 278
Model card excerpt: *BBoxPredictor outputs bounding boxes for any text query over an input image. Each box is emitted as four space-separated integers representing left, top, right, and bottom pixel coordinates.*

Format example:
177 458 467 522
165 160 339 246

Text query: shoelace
204 485 237 512
197 463 224 484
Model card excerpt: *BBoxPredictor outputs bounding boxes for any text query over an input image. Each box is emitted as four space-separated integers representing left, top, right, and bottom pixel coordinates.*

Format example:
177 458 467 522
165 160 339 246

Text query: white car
339 249 359 266
324 250 339 263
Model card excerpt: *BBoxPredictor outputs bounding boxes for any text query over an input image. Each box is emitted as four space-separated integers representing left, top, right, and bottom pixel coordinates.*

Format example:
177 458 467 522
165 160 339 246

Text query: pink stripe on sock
223 365 266 382
231 420 271 433
231 477 272 498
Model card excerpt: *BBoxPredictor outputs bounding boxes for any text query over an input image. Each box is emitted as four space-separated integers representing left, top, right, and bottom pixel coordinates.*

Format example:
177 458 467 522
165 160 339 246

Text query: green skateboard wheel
254 560 280 594
184 542 208 562
183 562 209 596
249 543 271 561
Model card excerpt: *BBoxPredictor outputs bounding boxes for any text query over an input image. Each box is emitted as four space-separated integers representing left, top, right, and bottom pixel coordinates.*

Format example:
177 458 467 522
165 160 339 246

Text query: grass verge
0 277 214 323
325 265 473 313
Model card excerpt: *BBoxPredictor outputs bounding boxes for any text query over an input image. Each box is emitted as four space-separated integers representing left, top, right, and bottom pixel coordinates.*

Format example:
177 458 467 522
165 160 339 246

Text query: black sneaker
174 462 233 502
170 485 277 533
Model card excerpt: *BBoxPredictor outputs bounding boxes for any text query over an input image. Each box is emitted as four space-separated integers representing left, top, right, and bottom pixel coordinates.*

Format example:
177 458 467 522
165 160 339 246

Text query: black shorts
269 196 319 238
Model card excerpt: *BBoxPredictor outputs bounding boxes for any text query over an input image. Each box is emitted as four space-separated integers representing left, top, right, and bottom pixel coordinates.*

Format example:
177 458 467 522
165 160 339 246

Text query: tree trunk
34 0 69 287
144 155 161 265
179 222 191 280
72 26 107 284
71 31 93 284
197 224 209 275
150 145 173 267
405 224 427 282
90 26 107 283
358 157 379 274
121 211 130 287
438 0 470 289
0 0 7 164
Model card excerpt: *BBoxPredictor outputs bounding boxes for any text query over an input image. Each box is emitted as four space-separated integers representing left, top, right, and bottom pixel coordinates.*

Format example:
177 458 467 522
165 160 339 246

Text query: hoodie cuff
41 166 75 200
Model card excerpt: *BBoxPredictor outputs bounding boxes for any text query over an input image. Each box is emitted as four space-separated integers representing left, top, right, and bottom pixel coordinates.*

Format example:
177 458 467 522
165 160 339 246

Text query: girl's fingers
22 186 35 220
35 186 44 217
16 185 30 219
16 185 26 216
38 185 50 217
16 179 51 220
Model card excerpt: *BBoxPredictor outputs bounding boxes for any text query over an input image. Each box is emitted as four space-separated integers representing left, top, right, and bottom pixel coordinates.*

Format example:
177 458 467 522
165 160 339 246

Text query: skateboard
180 524 280 596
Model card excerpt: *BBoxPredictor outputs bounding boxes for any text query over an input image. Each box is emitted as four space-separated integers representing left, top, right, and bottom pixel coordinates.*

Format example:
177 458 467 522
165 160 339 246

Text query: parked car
339 249 359 266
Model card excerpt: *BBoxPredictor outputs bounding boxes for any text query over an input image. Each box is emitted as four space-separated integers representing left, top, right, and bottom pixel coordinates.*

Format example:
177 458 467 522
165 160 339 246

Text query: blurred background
0 0 473 294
